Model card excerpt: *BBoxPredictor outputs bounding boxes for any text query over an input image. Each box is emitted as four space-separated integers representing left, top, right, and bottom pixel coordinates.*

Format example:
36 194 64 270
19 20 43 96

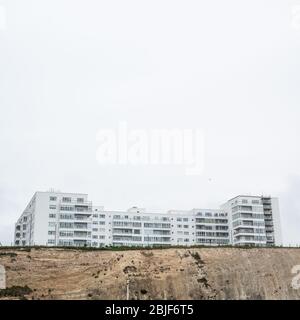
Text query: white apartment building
14 191 282 248
221 195 282 246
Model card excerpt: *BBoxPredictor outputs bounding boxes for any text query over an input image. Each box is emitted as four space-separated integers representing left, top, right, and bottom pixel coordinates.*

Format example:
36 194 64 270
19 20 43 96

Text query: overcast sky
0 0 300 245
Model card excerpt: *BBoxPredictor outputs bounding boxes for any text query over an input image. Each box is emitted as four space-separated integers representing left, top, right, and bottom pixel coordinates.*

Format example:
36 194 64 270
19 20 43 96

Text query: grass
0 244 296 252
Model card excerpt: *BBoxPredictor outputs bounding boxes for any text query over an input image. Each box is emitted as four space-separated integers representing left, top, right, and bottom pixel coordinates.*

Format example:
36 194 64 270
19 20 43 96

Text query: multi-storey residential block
221 195 282 246
15 191 92 247
14 191 282 248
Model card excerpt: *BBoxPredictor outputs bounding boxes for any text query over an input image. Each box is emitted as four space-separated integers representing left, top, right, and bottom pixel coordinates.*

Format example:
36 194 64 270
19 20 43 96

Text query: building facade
14 191 282 248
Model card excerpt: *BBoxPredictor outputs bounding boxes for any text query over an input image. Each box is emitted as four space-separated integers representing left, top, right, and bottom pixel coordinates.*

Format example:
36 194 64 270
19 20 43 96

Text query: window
183 218 188 222
48 239 55 244
77 198 84 203
252 200 260 204
99 214 105 219
48 231 55 235
60 222 73 228
59 231 73 237
50 196 57 201
242 199 248 204
48 222 56 227
60 214 74 219
62 197 72 203
93 214 98 218
49 205 56 210
60 206 74 211
49 214 56 219
177 218 182 222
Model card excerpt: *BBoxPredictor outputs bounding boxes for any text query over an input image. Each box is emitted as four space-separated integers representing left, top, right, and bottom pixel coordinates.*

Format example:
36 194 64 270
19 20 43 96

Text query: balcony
73 240 91 247
74 217 91 223
73 231 91 239
234 229 254 235
73 223 89 231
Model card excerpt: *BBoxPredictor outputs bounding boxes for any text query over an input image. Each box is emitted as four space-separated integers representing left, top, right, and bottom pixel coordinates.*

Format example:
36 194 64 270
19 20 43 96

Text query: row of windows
92 235 106 239
196 225 228 230
92 228 106 233
113 215 170 221
196 238 229 244
113 228 141 234
111 236 172 243
113 235 142 241
196 212 227 217
232 205 263 213
233 220 265 227
232 213 264 220
234 235 267 242
15 232 27 238
234 228 266 235
92 221 105 225
176 224 190 229
195 232 229 238
50 196 85 203
176 238 191 243
92 214 106 219
195 218 228 224
50 213 93 220
177 231 190 235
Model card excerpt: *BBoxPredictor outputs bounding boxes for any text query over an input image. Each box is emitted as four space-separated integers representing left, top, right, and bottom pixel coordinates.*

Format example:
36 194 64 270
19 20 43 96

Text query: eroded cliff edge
1 247 300 300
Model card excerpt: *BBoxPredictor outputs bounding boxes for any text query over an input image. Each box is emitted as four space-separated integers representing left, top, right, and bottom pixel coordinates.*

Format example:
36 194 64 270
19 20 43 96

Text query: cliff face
0 247 300 300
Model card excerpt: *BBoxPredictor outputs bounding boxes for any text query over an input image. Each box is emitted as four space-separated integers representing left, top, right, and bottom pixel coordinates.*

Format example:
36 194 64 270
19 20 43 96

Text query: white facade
14 191 282 248
221 195 282 246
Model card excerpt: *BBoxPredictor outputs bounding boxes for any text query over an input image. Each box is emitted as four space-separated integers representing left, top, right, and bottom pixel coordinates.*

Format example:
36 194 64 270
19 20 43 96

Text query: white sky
0 0 300 245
